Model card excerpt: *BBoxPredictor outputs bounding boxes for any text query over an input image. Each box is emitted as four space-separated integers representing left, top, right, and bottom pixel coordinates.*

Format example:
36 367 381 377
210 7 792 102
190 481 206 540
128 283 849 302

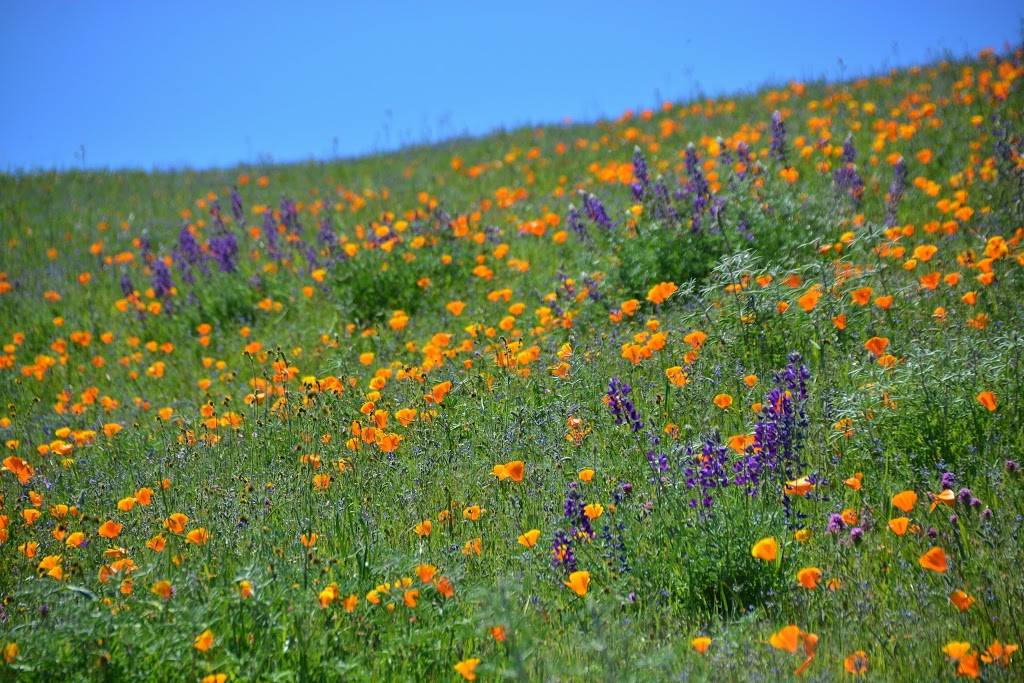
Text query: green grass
1 48 1024 681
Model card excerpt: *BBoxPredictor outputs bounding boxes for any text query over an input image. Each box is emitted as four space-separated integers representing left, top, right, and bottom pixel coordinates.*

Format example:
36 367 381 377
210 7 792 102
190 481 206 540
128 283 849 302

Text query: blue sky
1 1 1020 171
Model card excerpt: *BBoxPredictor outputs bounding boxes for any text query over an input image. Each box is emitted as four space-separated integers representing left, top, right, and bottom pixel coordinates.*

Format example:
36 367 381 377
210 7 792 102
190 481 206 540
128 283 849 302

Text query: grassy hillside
2 47 1023 681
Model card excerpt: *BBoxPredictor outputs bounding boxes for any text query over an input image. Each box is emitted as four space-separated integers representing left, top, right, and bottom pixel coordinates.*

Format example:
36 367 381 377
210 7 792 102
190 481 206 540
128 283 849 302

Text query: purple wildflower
884 157 907 227
632 145 649 200
581 192 614 230
770 110 787 164
151 260 173 300
230 187 245 227
566 204 589 241
209 230 238 273
119 272 134 297
606 377 643 432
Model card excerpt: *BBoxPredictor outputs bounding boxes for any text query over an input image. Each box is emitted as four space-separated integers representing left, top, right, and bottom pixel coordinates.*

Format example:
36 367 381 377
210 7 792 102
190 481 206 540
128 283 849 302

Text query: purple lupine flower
566 204 588 241
280 197 301 233
600 518 630 574
683 144 710 232
606 377 643 432
551 529 577 573
737 215 754 242
833 134 864 205
209 230 238 273
563 481 594 537
632 145 650 200
737 352 812 527
941 471 956 489
119 272 135 297
827 513 845 534
646 448 669 474
849 526 864 543
652 178 678 224
176 225 202 265
263 210 280 260
717 137 732 167
230 187 245 227
317 212 336 248
138 231 152 260
582 274 602 302
769 110 787 164
735 141 750 180
884 157 907 227
210 200 225 232
151 259 173 299
581 192 614 230
683 434 731 510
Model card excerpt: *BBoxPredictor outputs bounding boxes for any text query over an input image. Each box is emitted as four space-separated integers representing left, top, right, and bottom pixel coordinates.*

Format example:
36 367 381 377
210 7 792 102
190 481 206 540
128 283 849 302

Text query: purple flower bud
770 110 787 164
849 527 864 543
981 507 993 520
884 157 908 227
941 471 956 489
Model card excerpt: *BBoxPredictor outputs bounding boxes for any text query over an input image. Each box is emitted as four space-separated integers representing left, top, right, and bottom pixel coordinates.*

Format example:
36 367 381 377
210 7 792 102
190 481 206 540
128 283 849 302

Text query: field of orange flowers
1 47 1023 681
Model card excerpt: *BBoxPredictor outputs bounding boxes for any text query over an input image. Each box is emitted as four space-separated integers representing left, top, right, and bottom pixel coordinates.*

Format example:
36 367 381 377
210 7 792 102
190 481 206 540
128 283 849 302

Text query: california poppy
564 570 590 596
891 490 917 513
193 629 214 653
517 529 540 548
454 658 480 681
796 567 822 590
919 546 949 573
976 390 997 411
844 650 868 675
751 537 778 562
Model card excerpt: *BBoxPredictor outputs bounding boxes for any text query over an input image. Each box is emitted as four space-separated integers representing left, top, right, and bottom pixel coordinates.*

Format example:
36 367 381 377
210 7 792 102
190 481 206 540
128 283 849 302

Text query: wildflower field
2 47 1024 681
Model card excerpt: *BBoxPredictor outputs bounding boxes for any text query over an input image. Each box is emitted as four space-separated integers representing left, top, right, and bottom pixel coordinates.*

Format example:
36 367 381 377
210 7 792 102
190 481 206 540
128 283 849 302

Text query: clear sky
1 1 1021 172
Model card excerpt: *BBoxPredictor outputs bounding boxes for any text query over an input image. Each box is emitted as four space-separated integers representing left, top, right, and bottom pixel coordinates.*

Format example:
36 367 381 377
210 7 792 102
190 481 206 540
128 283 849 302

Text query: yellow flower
751 536 778 562
193 629 215 653
454 657 480 681
517 529 540 548
564 570 590 596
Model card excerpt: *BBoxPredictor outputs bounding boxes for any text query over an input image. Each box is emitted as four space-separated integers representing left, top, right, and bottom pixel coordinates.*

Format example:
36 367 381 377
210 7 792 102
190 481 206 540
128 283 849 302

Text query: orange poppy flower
454 658 480 681
888 517 910 536
844 650 869 676
864 336 889 356
769 625 801 653
517 529 540 548
796 567 822 590
891 490 917 513
98 520 123 539
751 537 778 562
976 391 997 411
193 629 214 653
919 546 948 573
950 590 974 611
564 570 590 596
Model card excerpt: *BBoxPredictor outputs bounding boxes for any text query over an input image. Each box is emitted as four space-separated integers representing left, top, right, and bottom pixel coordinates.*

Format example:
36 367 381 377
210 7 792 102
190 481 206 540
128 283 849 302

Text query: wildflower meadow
2 47 1024 681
